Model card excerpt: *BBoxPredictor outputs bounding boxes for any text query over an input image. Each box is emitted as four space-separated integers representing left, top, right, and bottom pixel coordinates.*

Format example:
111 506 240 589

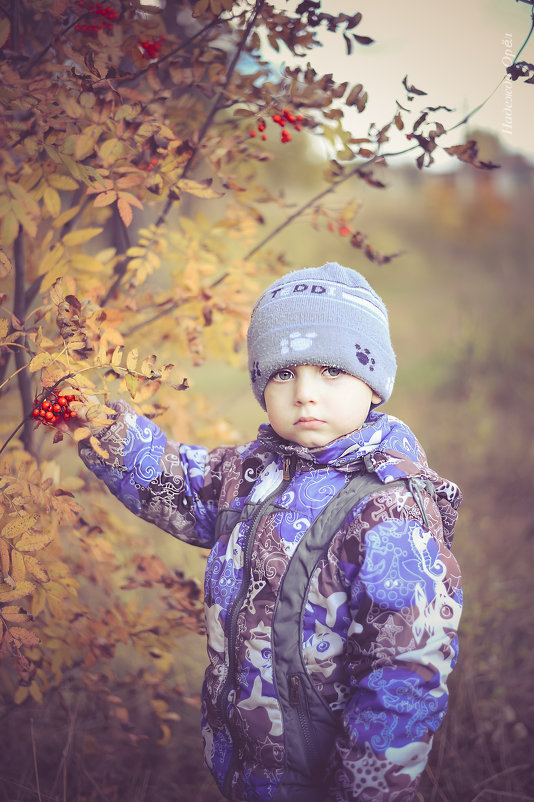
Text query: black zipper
220 454 294 797
288 673 320 769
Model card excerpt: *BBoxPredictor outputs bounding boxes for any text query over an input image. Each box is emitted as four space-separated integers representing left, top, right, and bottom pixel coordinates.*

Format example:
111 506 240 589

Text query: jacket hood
257 410 462 547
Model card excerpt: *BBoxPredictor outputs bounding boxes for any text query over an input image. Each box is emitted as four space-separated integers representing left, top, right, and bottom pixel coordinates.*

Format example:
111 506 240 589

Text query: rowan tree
0 0 531 757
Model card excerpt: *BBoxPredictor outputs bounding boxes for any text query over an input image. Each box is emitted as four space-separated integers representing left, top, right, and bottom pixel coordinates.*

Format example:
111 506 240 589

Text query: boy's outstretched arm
71 399 225 548
325 502 462 802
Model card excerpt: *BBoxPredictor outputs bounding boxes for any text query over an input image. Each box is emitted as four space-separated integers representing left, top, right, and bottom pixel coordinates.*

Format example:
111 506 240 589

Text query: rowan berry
45 410 54 421
258 122 266 132
249 130 257 137
32 408 40 418
58 396 67 406
53 403 62 413
281 130 292 143
69 411 78 419
42 399 51 410
261 134 267 141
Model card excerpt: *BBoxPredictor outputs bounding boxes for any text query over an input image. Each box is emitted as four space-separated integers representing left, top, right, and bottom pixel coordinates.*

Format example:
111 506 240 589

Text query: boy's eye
322 366 343 378
271 368 294 382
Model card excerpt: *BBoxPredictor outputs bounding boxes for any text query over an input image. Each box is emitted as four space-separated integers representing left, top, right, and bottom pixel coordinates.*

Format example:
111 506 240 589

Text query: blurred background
1 1 533 800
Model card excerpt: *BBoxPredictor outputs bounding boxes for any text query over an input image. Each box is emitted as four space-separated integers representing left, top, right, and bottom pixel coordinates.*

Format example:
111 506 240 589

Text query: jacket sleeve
78 399 227 548
326 489 462 801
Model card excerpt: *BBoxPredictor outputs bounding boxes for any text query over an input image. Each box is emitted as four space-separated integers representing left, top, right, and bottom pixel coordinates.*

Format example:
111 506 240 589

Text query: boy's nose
294 371 318 405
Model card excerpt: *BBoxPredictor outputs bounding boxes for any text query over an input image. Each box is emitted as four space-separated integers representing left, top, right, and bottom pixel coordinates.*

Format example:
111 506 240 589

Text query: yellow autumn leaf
73 427 91 443
29 680 44 703
16 534 53 553
52 203 81 229
10 549 26 580
14 685 29 705
11 199 38 237
99 138 124 165
62 227 103 247
157 722 172 746
2 515 36 539
8 626 41 648
29 352 54 372
40 265 67 293
48 173 79 191
1 209 19 248
31 587 46 617
140 354 157 376
0 580 36 602
43 186 61 217
0 252 12 279
89 436 109 459
126 348 138 372
111 345 123 366
39 243 65 275
23 554 49 582
70 253 104 272
0 539 9 574
177 178 224 199
125 371 138 398
1 606 32 624
8 181 41 217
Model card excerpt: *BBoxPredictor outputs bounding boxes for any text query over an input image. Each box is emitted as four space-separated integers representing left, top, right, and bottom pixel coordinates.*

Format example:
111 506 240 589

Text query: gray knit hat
247 262 396 409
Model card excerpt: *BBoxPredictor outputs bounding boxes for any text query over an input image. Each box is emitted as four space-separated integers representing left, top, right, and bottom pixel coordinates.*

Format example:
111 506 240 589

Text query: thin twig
474 764 532 790
21 11 91 77
117 14 223 87
30 718 43 802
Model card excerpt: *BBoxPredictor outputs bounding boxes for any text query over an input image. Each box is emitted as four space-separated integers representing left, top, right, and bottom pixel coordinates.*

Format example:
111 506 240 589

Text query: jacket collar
256 410 418 473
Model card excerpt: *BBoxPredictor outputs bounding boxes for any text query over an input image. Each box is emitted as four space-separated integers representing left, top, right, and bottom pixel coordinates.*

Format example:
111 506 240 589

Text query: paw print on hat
280 331 317 355
250 361 262 383
355 344 375 371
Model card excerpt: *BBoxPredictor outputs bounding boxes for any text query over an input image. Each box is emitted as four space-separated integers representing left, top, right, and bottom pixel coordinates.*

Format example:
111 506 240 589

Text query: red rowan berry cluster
249 108 304 144
139 36 165 60
328 219 353 237
32 392 78 427
75 1 119 35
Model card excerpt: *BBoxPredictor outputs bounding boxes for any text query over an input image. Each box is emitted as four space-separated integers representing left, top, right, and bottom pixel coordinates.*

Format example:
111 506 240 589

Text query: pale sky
267 0 534 168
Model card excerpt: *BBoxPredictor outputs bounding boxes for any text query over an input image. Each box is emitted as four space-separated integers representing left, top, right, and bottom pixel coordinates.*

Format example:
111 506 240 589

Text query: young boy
76 262 462 802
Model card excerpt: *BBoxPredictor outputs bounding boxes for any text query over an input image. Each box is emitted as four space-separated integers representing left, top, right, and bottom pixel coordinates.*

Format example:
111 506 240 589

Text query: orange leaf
93 190 118 208
8 626 40 647
117 197 133 227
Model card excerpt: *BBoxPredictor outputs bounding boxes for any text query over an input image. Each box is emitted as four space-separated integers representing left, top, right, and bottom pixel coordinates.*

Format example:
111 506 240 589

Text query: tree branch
103 0 265 307
154 0 266 229
100 206 132 308
12 230 34 454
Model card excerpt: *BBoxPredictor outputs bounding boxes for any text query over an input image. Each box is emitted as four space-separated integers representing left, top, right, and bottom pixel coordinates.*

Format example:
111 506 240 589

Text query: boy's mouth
294 417 324 428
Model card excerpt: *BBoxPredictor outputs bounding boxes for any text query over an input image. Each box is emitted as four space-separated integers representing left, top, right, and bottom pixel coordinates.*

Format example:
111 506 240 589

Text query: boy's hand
55 392 98 433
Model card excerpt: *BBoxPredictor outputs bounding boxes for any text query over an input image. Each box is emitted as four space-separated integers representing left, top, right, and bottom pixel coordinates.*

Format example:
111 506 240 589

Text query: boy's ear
371 391 382 405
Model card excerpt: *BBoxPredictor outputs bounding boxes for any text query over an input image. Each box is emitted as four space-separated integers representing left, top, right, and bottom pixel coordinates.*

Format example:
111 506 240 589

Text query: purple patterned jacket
79 401 462 802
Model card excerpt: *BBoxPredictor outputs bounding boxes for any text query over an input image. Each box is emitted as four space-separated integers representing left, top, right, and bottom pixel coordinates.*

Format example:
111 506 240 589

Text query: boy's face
264 364 381 448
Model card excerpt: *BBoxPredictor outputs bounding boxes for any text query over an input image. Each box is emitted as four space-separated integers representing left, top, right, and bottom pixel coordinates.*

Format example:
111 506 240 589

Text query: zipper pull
289 674 300 707
283 455 292 481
